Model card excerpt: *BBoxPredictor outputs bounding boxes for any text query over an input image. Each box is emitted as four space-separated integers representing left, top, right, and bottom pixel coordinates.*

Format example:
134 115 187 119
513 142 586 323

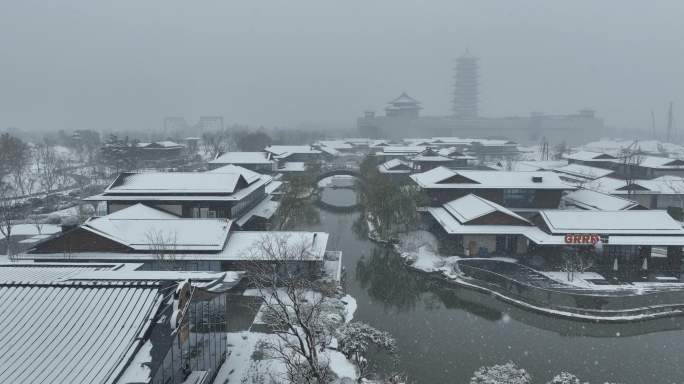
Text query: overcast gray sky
0 0 681 133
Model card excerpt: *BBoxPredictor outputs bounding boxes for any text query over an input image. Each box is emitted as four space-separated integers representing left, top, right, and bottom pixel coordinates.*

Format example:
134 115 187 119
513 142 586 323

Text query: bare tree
36 143 63 194
145 229 178 269
1 135 32 196
272 173 320 230
0 183 22 259
28 214 44 236
202 130 232 159
243 234 338 384
357 165 425 240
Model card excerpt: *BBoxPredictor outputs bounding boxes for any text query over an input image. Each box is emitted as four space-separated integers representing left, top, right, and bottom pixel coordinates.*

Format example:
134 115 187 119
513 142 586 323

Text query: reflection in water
356 246 421 312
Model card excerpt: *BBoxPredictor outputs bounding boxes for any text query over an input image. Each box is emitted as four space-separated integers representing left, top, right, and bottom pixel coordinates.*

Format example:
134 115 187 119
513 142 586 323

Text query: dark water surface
308 188 684 383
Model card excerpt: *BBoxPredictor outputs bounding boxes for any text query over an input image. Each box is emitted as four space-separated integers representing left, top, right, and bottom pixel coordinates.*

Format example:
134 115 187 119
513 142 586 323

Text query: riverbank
394 230 684 322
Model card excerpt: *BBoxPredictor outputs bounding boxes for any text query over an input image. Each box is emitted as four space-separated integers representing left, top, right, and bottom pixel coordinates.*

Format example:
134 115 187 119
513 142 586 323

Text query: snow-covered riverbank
395 230 684 322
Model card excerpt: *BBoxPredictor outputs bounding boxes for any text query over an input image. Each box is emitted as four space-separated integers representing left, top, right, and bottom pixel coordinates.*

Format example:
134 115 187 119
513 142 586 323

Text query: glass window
503 189 535 208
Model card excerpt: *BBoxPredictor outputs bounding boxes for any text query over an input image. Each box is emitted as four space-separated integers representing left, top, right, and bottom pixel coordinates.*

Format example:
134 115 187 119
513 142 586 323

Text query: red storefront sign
564 234 601 245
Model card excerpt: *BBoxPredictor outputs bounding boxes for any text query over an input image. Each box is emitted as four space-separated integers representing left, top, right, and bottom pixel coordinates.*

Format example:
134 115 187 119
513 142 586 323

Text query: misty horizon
1 0 681 134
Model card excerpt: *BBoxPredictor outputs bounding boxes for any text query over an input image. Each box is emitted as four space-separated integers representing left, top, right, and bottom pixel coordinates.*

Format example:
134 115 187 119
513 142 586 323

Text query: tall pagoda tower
452 50 480 118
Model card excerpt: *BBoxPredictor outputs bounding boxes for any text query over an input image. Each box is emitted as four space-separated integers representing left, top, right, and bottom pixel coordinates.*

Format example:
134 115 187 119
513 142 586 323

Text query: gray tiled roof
0 281 162 384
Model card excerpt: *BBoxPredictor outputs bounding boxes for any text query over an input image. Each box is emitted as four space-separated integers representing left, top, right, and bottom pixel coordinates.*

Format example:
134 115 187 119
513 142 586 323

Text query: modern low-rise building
85 166 272 221
208 151 276 173
25 204 334 275
411 166 574 210
562 188 644 211
410 148 468 172
264 145 322 163
424 194 684 278
552 163 615 185
585 175 684 212
378 158 413 183
0 262 239 384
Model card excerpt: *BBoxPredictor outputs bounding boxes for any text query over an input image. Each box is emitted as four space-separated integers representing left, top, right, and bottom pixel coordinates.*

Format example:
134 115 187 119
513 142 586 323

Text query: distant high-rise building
163 117 189 133
197 116 224 131
453 50 480 118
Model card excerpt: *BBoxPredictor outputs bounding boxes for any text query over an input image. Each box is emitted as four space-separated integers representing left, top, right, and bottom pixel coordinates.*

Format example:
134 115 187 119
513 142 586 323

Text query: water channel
305 186 684 383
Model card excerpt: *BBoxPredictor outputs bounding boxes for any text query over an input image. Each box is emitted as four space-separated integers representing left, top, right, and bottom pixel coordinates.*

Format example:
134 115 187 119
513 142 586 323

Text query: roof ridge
0 280 163 287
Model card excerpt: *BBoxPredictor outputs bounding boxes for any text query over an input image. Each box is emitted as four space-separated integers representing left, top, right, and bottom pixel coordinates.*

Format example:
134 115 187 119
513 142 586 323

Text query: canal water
308 187 684 383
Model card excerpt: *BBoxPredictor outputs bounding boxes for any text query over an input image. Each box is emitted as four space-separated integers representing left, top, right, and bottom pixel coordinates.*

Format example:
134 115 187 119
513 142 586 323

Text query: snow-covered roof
82 205 231 251
219 231 329 261
583 139 684 157
315 140 354 150
562 189 642 211
443 194 531 224
633 155 684 169
106 171 254 194
317 146 341 156
0 262 236 287
106 203 179 219
209 151 273 165
563 151 617 162
206 164 264 184
437 147 473 159
265 180 283 194
235 196 279 227
553 163 614 180
426 207 684 246
0 280 163 384
0 263 124 282
410 166 572 190
538 210 684 235
277 162 307 172
489 160 567 172
388 92 421 105
426 207 538 236
152 140 182 148
381 146 426 154
378 158 412 174
586 175 684 195
411 154 453 162
265 145 321 158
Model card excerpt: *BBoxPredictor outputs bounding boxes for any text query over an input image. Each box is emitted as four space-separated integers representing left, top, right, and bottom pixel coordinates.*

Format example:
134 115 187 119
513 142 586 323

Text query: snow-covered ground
542 271 684 292
0 224 61 240
397 231 460 276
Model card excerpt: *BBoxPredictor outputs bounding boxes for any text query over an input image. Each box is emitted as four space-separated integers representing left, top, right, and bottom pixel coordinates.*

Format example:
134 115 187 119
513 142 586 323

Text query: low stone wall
456 261 684 320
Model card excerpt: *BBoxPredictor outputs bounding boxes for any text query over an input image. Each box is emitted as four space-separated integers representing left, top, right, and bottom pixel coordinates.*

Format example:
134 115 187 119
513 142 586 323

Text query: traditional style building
424 194 684 278
25 204 333 274
85 166 272 221
410 166 573 210
208 151 276 173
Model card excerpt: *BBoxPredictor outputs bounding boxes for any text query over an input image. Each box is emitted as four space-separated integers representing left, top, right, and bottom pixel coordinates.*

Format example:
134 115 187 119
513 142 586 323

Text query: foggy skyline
1 0 682 133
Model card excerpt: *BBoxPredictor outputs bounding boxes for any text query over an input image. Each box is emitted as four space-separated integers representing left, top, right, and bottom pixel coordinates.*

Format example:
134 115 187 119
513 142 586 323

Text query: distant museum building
358 51 606 144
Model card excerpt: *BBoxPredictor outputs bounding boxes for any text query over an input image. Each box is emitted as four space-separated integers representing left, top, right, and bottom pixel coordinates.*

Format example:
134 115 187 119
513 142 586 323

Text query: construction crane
539 137 549 161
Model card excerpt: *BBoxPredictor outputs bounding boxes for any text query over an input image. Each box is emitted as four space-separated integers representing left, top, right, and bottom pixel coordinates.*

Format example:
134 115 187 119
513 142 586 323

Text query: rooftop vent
532 176 543 183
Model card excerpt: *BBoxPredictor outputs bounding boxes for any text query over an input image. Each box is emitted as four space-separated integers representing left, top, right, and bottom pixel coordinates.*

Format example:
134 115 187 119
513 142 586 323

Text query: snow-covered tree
336 321 398 380
547 372 583 384
469 362 531 384
244 233 338 384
